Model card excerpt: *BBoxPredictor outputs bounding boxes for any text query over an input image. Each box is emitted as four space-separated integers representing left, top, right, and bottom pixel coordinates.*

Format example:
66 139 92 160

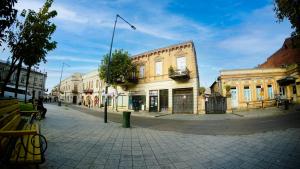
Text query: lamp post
104 14 136 123
31 66 39 104
58 62 70 106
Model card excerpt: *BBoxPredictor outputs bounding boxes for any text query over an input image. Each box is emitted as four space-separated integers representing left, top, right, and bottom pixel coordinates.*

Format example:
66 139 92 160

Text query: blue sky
0 0 292 91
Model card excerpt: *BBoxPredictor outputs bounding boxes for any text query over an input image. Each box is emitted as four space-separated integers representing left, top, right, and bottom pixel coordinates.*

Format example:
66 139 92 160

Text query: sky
0 0 293 91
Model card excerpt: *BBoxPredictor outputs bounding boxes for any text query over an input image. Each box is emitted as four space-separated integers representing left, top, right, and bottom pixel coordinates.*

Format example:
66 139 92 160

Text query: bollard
122 111 131 128
58 101 61 106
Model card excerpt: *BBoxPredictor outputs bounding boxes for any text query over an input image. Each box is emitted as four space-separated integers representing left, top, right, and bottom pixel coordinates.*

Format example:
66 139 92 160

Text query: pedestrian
37 96 47 119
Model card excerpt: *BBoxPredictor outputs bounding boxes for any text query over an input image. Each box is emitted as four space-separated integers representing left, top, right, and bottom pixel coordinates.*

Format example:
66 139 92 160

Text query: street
34 104 300 169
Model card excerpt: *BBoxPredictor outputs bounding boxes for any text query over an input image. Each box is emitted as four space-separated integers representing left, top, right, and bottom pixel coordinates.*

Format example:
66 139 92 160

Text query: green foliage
22 0 57 67
0 0 18 45
99 49 137 86
19 102 35 111
274 0 300 36
224 85 231 92
199 87 206 96
168 66 175 75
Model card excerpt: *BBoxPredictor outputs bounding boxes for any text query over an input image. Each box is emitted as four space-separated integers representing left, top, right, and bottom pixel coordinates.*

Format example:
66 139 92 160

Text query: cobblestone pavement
64 103 300 135
38 104 300 169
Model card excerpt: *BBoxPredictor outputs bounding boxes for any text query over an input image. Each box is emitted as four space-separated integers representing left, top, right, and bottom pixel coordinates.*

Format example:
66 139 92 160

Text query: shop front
128 91 146 111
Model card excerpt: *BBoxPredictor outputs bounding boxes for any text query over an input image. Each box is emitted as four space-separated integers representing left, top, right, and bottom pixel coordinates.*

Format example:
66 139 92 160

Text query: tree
274 0 300 47
0 11 25 97
0 0 18 45
199 87 206 96
0 0 57 98
99 49 137 111
22 0 57 102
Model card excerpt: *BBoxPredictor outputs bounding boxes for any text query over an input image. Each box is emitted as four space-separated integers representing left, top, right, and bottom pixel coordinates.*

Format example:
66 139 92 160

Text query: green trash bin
122 111 131 128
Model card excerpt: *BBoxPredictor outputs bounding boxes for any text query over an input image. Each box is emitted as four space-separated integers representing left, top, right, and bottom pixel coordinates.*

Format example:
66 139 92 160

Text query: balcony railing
72 89 78 94
115 75 138 85
83 89 93 94
169 67 190 81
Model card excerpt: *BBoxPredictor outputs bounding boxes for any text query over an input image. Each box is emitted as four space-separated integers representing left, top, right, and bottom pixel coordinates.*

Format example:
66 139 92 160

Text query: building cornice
131 41 194 60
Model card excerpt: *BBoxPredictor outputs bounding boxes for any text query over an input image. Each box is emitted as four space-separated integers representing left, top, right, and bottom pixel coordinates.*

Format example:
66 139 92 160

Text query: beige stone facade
59 73 82 104
53 41 200 114
0 60 47 100
81 70 104 107
127 41 199 114
211 65 300 110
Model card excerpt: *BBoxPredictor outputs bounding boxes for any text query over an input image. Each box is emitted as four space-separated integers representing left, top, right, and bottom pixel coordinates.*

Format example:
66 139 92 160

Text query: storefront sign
149 90 158 96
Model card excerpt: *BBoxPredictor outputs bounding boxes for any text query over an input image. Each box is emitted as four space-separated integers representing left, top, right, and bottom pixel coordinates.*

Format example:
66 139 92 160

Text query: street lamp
104 14 136 123
58 62 70 106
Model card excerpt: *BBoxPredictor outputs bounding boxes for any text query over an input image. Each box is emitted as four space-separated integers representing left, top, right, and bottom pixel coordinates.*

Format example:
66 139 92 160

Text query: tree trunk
24 66 32 103
115 87 118 112
0 58 19 97
14 59 23 98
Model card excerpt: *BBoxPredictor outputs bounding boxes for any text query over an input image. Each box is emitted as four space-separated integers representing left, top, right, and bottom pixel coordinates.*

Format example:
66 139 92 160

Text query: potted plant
168 66 175 76
224 85 231 97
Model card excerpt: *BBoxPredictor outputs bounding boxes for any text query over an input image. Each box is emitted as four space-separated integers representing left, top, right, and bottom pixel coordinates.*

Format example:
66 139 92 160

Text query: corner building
127 41 199 114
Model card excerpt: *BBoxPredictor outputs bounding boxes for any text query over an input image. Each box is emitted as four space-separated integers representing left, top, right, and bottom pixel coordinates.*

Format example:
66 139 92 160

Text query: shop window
118 95 128 107
108 96 112 106
268 85 274 99
293 86 297 94
243 86 251 101
280 86 286 96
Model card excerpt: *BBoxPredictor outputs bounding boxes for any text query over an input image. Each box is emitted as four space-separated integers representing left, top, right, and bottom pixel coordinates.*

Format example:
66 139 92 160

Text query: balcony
83 89 93 94
169 66 190 81
72 89 78 94
115 75 138 86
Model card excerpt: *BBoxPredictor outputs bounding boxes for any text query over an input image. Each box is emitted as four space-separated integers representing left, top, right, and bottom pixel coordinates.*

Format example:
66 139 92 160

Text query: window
268 85 274 99
139 65 145 78
155 61 162 75
118 95 128 107
176 56 186 70
256 86 262 100
96 80 99 88
244 86 251 101
21 76 25 83
108 96 112 106
280 86 286 96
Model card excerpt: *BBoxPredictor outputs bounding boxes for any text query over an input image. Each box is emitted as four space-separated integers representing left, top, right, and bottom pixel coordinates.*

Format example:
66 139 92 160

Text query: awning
277 76 296 86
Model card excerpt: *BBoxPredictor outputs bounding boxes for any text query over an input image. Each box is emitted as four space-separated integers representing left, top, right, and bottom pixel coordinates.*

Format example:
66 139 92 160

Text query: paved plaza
37 104 300 169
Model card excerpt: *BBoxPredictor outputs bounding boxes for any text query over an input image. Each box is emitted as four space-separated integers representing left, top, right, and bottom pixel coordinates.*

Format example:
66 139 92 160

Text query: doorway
230 87 238 108
72 96 77 104
149 90 158 112
159 89 168 112
173 88 193 114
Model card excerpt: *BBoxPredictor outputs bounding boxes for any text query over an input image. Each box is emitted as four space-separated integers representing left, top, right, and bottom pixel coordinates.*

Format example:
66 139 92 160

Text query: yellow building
125 41 200 114
54 41 200 114
211 64 300 110
59 73 82 104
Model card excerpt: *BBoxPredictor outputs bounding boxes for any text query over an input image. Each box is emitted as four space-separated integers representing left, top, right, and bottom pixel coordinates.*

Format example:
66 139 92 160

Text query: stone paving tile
33 104 300 169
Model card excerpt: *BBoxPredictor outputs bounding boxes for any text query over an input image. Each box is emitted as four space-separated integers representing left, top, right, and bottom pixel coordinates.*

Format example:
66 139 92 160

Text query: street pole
32 66 38 104
58 62 70 106
104 14 136 123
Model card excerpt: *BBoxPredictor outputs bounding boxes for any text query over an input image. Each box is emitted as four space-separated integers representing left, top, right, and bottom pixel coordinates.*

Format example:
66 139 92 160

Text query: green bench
0 99 47 168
